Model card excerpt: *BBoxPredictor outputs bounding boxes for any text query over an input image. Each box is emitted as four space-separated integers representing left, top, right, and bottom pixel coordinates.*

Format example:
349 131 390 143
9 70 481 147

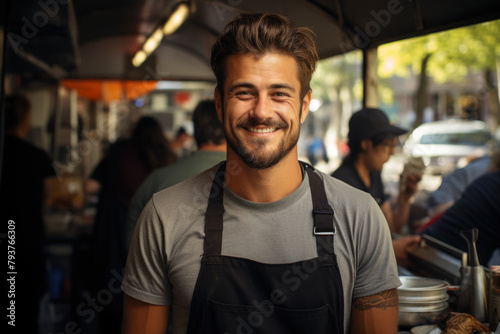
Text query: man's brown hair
211 13 319 99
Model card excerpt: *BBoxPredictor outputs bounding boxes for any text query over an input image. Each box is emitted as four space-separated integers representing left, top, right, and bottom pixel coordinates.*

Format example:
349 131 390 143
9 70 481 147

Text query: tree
309 51 363 163
378 19 500 130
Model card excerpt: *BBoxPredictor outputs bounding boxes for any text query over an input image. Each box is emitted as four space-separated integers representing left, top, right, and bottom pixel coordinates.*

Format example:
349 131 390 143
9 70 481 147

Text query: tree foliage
308 19 500 137
311 51 362 103
378 19 500 83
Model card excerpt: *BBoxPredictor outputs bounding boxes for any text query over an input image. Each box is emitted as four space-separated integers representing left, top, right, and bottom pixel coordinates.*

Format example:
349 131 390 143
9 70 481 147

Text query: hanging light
163 2 190 35
132 50 147 68
143 28 164 54
132 2 190 67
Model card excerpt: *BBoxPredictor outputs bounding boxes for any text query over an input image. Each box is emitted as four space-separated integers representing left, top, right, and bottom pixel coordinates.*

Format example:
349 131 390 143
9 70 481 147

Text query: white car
402 119 494 176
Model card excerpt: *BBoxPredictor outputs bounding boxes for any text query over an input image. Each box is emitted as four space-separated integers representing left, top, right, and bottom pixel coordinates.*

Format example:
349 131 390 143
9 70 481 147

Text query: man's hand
392 235 421 267
401 173 422 199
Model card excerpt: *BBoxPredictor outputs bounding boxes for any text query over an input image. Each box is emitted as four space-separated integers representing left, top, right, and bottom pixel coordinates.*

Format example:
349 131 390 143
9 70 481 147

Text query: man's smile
237 118 288 136
246 127 278 134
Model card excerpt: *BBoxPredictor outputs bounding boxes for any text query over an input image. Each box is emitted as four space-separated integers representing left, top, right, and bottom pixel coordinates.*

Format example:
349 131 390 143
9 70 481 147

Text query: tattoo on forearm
352 289 399 311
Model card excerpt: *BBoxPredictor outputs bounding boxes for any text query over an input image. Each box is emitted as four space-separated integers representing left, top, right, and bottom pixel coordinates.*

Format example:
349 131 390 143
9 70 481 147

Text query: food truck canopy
5 0 500 81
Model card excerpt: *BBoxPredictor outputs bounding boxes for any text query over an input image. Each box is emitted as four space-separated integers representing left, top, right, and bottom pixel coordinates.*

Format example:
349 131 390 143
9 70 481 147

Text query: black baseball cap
348 108 408 144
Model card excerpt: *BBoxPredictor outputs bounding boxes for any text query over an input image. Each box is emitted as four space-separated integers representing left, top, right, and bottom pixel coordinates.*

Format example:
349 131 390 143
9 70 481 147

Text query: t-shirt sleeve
125 175 155 251
122 198 172 305
352 197 401 298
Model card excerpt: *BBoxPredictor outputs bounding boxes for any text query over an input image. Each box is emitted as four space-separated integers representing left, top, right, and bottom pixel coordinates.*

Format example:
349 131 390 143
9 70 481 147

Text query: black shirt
1 135 55 225
331 155 388 206
423 171 500 265
0 135 55 294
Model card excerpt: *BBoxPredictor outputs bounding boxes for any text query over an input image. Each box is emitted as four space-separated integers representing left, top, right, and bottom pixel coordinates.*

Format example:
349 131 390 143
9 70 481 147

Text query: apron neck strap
302 162 336 259
204 162 226 256
203 161 336 258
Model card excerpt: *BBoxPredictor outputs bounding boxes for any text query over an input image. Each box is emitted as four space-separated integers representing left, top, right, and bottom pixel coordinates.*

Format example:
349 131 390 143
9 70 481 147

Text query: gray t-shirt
122 163 400 333
126 151 226 249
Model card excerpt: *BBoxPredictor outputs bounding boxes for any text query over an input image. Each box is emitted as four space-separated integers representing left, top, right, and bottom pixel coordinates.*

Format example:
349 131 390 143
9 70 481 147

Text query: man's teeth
248 127 275 133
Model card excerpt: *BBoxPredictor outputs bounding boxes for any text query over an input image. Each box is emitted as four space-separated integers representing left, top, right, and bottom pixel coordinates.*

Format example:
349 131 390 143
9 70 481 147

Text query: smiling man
122 13 400 334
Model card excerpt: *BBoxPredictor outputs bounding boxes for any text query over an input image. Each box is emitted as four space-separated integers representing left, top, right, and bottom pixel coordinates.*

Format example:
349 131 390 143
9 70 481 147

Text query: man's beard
224 105 302 170
228 129 299 170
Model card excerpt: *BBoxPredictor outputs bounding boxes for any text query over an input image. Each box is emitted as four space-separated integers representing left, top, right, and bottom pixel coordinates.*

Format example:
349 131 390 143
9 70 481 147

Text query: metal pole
362 47 379 108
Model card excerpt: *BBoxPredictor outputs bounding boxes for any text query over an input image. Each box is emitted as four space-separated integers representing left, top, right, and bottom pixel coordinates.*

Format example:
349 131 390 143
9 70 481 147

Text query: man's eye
237 91 251 96
274 92 289 98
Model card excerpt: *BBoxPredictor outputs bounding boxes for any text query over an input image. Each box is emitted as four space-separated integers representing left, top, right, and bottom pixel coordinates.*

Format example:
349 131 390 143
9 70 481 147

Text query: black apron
186 162 344 334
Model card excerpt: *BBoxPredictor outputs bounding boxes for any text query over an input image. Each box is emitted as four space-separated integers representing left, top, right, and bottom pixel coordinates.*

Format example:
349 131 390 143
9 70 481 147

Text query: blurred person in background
331 108 422 267
331 108 421 235
0 94 56 333
83 141 110 207
89 115 176 334
427 149 493 217
170 123 196 159
306 135 329 167
126 100 226 250
421 149 500 266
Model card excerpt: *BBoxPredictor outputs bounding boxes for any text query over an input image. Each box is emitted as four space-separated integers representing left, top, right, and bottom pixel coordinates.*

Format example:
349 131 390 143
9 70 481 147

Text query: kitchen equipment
408 234 467 286
398 276 450 327
457 228 489 322
399 277 450 301
410 325 441 334
398 302 449 328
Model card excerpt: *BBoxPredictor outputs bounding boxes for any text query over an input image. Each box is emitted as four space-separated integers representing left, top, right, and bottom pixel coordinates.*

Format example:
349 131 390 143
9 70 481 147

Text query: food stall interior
2 0 500 333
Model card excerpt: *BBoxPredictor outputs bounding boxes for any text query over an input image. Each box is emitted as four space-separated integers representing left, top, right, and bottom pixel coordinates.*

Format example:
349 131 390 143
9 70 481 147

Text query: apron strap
204 162 336 259
301 162 336 259
204 162 226 256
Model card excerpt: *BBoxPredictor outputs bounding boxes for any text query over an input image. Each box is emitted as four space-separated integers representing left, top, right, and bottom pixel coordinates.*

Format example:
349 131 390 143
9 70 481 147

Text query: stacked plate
398 276 450 327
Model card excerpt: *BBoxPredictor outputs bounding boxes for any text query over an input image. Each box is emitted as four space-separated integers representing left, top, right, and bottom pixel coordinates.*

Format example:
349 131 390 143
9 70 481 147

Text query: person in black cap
332 108 422 259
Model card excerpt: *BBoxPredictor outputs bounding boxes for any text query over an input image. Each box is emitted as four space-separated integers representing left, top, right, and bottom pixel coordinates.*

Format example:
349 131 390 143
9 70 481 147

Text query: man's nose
250 95 273 120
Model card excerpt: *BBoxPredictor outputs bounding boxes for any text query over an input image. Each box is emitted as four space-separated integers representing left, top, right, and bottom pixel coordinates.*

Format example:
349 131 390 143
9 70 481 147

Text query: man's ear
214 87 223 122
300 90 312 123
360 139 371 151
